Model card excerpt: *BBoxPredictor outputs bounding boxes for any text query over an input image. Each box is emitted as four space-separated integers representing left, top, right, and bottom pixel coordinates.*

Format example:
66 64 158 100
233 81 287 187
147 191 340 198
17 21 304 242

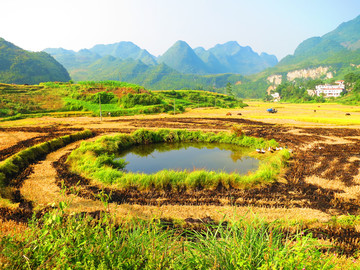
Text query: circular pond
116 142 260 174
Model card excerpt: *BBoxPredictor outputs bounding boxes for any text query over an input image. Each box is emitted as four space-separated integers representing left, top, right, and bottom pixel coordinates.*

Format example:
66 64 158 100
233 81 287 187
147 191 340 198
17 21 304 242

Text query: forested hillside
0 38 70 84
266 15 360 74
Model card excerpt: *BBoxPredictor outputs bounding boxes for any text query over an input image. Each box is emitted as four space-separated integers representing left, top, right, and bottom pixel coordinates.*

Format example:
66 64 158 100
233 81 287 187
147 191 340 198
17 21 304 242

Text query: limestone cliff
267 66 334 87
286 66 333 81
267 75 282 86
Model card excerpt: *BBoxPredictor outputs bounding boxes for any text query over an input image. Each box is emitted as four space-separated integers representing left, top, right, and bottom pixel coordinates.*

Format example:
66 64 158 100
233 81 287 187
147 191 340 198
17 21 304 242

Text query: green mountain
260 52 278 67
45 40 278 79
207 41 278 75
43 48 101 70
71 56 150 82
68 54 245 91
89 41 157 66
193 47 225 73
157 40 210 74
44 40 277 93
236 14 360 100
0 38 70 84
276 15 360 70
44 43 157 70
322 15 360 50
157 41 278 75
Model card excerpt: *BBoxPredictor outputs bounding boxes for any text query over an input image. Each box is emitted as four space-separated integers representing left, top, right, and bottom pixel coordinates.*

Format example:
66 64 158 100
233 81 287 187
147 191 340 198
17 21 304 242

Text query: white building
315 80 345 98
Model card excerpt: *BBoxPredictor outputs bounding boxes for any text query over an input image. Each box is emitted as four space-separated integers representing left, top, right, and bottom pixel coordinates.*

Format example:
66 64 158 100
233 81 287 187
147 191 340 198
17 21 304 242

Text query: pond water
116 142 260 174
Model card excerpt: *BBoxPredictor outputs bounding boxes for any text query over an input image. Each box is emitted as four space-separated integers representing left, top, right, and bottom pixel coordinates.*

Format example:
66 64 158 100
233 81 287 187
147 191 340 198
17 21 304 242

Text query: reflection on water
116 142 260 174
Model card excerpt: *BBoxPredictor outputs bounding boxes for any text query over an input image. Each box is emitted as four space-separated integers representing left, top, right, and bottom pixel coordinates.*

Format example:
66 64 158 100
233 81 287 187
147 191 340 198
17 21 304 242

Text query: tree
226 82 233 96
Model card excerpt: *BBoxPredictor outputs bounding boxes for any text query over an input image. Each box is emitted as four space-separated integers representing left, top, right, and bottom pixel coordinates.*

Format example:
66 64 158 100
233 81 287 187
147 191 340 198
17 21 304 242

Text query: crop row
0 130 93 202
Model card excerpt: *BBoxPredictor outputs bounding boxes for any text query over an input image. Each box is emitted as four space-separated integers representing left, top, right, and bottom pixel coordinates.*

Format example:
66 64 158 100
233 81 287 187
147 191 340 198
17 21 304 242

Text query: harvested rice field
2 103 360 268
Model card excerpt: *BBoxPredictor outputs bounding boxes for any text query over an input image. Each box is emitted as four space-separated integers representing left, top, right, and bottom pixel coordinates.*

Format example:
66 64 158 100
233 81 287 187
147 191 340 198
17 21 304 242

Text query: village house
313 80 345 98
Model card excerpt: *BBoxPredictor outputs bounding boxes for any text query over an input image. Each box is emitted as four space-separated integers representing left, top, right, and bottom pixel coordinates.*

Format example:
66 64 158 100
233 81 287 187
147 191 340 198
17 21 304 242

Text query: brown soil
0 126 83 161
51 149 358 215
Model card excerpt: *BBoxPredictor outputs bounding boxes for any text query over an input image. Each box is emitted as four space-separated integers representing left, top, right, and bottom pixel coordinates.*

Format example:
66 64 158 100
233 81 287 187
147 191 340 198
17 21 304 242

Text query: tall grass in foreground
67 129 289 190
0 208 337 269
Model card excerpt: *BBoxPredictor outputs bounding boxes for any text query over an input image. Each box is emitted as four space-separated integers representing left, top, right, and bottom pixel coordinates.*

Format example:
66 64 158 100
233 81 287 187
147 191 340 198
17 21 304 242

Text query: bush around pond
66 128 291 191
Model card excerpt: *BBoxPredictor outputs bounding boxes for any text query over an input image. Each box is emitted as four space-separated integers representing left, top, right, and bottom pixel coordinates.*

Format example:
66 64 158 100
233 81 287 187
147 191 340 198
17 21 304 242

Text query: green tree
226 82 233 96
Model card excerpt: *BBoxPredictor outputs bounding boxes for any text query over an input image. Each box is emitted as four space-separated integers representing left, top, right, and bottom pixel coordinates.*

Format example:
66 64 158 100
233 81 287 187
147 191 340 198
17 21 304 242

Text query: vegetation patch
0 81 247 120
0 207 339 269
67 129 290 191
155 90 248 109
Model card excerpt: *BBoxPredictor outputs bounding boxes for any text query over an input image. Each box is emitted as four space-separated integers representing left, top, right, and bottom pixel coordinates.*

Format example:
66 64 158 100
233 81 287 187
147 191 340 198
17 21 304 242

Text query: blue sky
1 0 359 60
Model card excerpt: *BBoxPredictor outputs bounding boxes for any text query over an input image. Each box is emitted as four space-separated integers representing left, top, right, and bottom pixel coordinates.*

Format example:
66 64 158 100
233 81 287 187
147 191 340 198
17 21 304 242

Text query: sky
1 0 360 60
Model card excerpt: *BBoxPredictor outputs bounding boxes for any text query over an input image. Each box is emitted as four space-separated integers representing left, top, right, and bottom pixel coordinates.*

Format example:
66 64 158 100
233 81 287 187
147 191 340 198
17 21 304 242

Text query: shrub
119 93 162 108
89 91 117 104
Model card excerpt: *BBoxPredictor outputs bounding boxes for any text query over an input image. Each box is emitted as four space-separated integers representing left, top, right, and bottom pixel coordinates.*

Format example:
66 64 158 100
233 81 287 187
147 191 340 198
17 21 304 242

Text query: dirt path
20 138 105 212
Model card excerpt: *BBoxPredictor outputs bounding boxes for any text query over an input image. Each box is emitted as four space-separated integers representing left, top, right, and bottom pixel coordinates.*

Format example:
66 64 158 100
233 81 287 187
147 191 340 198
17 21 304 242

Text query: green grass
64 98 120 113
63 98 168 116
67 129 289 191
0 208 338 269
77 80 146 91
156 89 248 109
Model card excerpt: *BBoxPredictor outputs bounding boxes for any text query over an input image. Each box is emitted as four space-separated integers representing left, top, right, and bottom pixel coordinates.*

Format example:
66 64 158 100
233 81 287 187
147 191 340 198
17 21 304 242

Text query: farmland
1 98 360 268
0 81 246 120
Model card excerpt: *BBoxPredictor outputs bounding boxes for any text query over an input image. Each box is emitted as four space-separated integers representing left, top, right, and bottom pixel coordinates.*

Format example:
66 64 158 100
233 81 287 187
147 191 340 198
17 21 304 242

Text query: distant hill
246 14 360 98
45 40 277 78
155 40 278 75
275 15 360 71
89 41 157 66
0 38 70 84
44 40 277 92
158 40 210 74
44 42 157 70
322 15 360 50
194 47 224 73
206 41 278 75
43 48 101 70
69 55 246 92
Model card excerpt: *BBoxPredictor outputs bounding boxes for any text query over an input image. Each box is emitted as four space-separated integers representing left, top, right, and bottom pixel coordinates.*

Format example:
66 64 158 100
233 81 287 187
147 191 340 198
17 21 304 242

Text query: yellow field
180 101 360 126
1 101 360 128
